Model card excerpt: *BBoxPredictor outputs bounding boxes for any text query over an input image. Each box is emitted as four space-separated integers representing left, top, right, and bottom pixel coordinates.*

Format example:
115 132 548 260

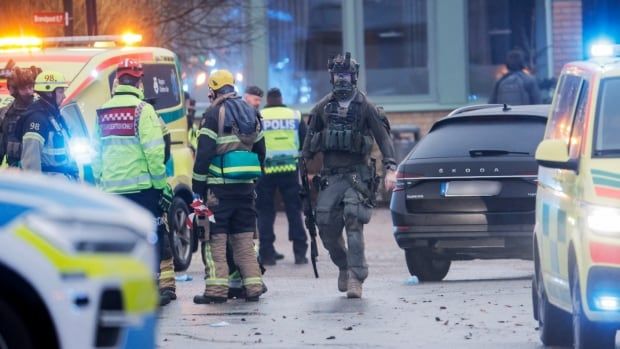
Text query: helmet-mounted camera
328 52 359 85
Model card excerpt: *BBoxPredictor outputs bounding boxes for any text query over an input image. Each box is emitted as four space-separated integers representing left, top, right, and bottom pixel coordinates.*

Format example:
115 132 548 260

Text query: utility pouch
194 214 210 242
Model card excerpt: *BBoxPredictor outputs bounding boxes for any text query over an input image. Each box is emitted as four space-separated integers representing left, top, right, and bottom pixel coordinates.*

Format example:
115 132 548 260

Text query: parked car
533 47 620 349
390 104 549 281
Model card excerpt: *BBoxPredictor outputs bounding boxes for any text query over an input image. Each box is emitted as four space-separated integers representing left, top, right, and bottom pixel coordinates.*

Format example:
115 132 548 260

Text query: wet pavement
157 208 553 348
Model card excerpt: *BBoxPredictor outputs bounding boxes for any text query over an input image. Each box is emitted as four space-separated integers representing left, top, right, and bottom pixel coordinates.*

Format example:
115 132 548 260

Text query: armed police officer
192 70 266 304
302 52 397 298
0 66 40 166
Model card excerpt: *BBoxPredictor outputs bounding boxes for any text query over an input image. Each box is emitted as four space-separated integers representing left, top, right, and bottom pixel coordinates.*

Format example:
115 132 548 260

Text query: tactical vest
261 106 300 174
310 99 373 155
207 94 262 183
1 103 28 167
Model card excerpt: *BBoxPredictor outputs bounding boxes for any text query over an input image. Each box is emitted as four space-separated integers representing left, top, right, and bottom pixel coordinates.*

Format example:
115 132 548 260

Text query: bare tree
0 0 264 67
147 0 265 65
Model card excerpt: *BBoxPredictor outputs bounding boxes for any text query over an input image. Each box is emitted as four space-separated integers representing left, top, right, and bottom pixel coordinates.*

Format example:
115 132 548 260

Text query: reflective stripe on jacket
260 106 300 174
92 84 166 193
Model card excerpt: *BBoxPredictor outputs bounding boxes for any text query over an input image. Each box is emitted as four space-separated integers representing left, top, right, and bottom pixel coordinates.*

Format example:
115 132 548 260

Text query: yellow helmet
208 69 234 90
34 71 69 93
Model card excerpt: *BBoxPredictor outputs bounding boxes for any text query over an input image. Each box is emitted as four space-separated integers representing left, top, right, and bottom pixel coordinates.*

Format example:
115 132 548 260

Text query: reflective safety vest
260 106 300 174
92 85 167 193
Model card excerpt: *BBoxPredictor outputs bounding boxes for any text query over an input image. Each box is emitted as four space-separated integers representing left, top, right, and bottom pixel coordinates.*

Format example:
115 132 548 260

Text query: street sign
33 12 68 26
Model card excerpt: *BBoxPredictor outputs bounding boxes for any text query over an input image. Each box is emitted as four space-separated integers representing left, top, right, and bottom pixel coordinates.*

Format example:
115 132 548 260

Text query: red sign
33 12 66 26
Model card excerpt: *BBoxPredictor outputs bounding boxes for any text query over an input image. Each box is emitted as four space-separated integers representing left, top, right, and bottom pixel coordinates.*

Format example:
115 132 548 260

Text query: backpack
208 95 262 180
495 72 530 105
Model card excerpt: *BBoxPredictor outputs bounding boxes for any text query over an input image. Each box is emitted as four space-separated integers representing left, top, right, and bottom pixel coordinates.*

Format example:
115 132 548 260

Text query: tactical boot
295 255 308 265
338 269 348 292
346 276 363 299
193 294 227 304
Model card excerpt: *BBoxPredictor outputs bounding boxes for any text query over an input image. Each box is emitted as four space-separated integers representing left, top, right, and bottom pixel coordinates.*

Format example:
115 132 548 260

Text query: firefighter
92 59 176 306
192 69 266 304
19 70 78 179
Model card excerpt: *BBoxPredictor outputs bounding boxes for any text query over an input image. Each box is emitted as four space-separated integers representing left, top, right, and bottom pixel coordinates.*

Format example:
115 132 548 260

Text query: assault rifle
299 157 319 278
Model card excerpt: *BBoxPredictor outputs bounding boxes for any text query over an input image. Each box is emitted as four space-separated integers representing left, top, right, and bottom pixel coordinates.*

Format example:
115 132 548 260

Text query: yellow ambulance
0 35 197 271
533 43 620 348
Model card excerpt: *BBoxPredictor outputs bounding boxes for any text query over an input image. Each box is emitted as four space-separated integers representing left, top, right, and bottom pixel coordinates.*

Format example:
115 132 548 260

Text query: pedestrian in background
489 49 542 105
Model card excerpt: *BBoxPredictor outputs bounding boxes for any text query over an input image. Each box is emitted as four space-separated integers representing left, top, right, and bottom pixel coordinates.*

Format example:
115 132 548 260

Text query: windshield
61 103 88 138
594 78 620 156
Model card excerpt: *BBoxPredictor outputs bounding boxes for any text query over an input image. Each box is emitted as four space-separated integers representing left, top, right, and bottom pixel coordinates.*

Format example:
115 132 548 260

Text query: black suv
390 104 549 281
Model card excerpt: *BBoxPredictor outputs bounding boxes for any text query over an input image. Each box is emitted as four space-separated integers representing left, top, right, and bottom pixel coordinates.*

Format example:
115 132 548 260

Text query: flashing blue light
595 295 620 311
590 40 616 58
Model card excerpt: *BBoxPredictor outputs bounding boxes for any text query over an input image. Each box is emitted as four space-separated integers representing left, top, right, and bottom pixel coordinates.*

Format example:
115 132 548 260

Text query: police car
0 172 157 349
533 42 620 348
0 34 197 272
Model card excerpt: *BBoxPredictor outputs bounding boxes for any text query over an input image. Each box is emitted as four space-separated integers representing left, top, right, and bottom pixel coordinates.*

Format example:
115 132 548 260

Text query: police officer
256 87 308 265
192 69 266 304
243 85 264 109
92 59 176 306
302 52 397 298
20 71 79 179
0 66 40 166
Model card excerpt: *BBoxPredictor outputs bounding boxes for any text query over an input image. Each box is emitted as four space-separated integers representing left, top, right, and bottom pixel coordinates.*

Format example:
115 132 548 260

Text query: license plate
442 181 501 197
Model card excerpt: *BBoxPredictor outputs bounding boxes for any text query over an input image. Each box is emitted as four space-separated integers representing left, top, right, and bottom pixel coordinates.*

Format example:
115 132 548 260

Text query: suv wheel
169 197 193 271
534 251 572 346
404 249 451 281
0 299 33 349
571 263 616 349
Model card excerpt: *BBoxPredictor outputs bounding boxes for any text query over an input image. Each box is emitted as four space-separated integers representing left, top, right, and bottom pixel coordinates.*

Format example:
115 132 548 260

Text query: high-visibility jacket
260 106 301 174
92 84 166 193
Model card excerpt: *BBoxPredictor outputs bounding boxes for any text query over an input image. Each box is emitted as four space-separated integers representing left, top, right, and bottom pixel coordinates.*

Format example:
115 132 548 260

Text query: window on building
268 0 343 105
363 0 429 96
468 0 536 102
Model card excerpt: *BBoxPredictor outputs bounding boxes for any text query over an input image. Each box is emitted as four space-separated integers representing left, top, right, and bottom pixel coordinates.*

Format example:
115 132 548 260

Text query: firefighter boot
229 232 263 302
346 272 363 299
159 258 177 302
195 233 229 304
338 268 348 292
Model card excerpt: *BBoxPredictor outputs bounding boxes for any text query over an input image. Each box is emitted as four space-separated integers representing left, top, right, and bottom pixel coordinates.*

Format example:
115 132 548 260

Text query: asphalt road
156 208 583 348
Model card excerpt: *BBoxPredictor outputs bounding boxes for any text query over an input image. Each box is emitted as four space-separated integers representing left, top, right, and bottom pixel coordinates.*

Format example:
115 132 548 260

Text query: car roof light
0 36 43 49
121 32 142 46
589 40 618 58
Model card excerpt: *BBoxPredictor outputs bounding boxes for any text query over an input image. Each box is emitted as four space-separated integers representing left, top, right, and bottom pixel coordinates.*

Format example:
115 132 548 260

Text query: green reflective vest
260 106 300 174
92 84 167 193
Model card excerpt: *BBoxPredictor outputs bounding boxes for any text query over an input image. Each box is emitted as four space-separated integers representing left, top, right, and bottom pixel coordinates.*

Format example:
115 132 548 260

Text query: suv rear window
412 116 546 159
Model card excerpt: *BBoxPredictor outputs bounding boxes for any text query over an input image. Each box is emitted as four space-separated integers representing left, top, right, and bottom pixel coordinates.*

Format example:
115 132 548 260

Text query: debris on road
404 276 419 285
209 321 230 327
344 326 353 331
175 274 193 282
326 336 336 340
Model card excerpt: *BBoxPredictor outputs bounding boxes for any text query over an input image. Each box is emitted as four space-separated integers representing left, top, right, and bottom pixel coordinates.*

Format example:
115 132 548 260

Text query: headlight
69 138 94 164
586 205 620 235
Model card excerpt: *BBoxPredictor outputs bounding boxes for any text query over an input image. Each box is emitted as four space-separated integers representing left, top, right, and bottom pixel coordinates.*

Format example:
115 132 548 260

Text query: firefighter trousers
202 232 262 298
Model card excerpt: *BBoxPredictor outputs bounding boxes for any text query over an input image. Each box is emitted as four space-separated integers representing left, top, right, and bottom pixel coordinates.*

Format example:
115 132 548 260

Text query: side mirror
535 139 578 171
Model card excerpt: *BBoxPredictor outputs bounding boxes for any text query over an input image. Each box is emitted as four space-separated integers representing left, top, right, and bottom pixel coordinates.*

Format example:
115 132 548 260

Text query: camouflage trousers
315 173 372 282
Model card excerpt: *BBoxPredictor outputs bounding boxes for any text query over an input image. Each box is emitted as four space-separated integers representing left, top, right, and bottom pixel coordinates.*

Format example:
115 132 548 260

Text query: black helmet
328 52 359 85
